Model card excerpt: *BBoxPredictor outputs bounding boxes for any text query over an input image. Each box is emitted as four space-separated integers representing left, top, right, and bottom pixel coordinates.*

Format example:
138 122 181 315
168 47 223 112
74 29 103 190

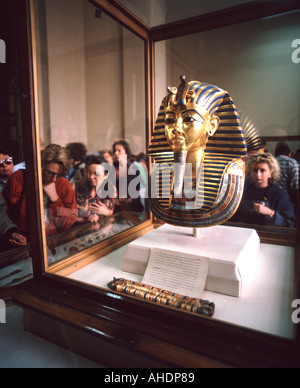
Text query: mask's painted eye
183 116 201 123
165 118 175 125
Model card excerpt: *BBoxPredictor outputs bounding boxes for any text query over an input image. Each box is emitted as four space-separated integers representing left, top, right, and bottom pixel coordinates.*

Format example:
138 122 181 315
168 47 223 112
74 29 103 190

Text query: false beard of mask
173 152 187 198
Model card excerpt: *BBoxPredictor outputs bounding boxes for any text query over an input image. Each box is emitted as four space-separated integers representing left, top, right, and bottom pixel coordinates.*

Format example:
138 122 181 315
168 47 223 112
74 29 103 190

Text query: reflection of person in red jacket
3 144 78 239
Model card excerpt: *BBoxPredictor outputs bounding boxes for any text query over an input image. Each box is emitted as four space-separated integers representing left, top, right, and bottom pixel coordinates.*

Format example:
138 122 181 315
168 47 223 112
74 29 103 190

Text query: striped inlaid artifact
148 77 247 228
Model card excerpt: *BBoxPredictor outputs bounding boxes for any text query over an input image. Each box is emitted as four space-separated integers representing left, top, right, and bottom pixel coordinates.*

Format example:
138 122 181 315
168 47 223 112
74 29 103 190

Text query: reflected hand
9 233 27 247
43 182 59 203
89 202 113 217
253 202 274 217
87 213 99 224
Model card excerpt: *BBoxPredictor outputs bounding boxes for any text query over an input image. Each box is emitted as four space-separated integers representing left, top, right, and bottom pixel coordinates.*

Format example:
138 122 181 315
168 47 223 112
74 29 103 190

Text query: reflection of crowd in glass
0 139 299 251
0 140 147 251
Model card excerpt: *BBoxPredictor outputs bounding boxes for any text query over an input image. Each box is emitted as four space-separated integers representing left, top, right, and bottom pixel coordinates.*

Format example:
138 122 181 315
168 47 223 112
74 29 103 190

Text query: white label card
142 248 210 298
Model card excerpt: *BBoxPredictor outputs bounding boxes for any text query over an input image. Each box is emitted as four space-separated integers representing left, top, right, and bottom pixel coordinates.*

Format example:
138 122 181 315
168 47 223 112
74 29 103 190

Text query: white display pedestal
122 224 260 297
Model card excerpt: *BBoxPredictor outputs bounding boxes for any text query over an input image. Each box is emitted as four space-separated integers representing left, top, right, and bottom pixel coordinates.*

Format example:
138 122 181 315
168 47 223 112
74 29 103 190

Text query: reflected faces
251 163 272 189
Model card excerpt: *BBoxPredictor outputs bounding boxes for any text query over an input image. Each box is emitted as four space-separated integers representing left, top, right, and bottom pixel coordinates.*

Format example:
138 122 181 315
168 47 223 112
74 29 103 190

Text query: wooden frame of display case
1 0 300 368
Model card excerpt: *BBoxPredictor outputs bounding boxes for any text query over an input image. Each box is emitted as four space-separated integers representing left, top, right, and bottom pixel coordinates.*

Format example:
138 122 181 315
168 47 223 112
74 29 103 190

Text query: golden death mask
148 76 247 228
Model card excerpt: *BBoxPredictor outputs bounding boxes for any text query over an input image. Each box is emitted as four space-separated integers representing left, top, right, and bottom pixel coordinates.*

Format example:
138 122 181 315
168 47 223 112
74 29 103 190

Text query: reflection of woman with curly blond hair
232 153 295 227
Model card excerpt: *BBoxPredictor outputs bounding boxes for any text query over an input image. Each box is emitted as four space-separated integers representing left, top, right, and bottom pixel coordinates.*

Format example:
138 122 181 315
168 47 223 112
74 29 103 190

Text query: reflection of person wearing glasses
0 148 14 193
232 153 296 228
2 144 78 239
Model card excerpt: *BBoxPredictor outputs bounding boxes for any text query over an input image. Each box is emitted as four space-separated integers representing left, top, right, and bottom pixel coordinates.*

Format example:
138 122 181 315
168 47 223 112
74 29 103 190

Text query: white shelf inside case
121 224 260 297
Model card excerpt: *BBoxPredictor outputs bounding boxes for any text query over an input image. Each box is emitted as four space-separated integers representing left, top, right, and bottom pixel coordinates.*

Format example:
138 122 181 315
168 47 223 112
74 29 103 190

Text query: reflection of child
76 191 115 222
75 155 117 224
76 192 89 216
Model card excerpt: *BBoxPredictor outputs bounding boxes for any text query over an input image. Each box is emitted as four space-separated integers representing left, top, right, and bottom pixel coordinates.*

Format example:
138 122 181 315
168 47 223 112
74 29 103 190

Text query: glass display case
0 0 299 368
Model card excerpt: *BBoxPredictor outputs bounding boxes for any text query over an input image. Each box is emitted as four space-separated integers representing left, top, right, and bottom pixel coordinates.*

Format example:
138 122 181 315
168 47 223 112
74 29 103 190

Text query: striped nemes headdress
148 77 247 228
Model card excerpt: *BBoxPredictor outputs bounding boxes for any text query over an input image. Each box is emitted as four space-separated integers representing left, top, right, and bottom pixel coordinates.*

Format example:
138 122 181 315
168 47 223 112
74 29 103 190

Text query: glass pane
155 10 300 231
117 0 255 28
149 10 299 339
32 0 149 267
0 1 32 287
